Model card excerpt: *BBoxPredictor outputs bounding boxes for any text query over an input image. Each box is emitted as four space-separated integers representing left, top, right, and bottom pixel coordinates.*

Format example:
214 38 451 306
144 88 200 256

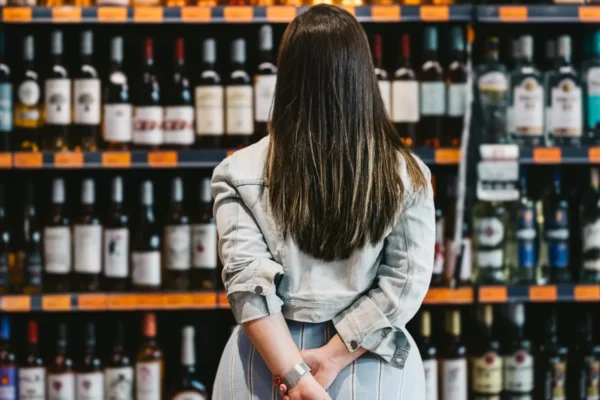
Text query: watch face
283 362 311 388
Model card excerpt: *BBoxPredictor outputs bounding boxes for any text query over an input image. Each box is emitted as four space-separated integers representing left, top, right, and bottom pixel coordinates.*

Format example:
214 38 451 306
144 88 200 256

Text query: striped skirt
212 320 425 400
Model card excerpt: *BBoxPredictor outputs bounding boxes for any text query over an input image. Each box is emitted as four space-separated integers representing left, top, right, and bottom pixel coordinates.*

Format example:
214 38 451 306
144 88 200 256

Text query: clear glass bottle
474 200 507 284
580 167 600 283
583 30 600 145
544 168 571 283
511 170 538 284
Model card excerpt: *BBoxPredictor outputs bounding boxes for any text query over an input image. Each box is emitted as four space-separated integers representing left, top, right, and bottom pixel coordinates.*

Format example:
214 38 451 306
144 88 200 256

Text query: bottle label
513 77 544 136
132 251 161 286
104 228 129 278
225 85 253 135
135 362 161 400
195 86 224 136
133 106 163 145
45 79 72 125
420 82 446 116
163 106 194 145
587 67 600 131
472 352 503 394
74 79 101 125
171 392 207 400
0 83 13 132
478 217 504 246
254 75 277 123
73 225 102 274
76 372 103 400
517 208 537 269
551 78 582 137
378 80 391 116
165 225 191 271
423 359 438 400
441 358 467 400
478 71 508 93
392 81 419 123
18 81 40 107
103 104 133 142
192 223 217 269
584 220 600 271
433 217 445 275
503 350 534 393
549 358 566 400
104 367 133 400
546 207 569 268
583 357 600 400
447 83 467 117
19 367 45 400
0 366 17 400
48 373 75 400
44 226 71 274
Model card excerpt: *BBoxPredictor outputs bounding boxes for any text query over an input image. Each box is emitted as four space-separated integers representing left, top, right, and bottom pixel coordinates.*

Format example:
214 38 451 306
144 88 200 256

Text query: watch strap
281 362 312 389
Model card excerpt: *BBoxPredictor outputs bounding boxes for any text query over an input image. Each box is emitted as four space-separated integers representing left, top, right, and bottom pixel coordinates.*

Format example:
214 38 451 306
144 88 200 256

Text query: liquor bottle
19 320 45 400
539 312 568 400
471 305 502 398
503 303 534 399
44 30 71 152
372 34 390 116
0 317 17 400
76 323 103 400
74 30 100 152
571 312 600 400
103 176 129 292
136 313 163 400
103 36 132 150
132 181 161 291
474 201 506 284
43 177 71 293
164 177 191 290
226 39 253 148
133 38 162 149
48 323 75 400
431 175 445 287
14 35 42 152
195 38 224 148
583 30 600 145
104 321 133 400
0 33 12 151
443 174 458 284
19 183 42 294
440 309 467 400
164 38 194 148
547 35 583 147
582 167 600 282
510 36 544 146
191 178 218 289
445 26 467 148
416 311 437 400
0 185 9 294
392 34 418 146
167 327 208 399
254 25 277 138
513 170 538 284
73 179 102 292
418 27 445 148
544 169 571 283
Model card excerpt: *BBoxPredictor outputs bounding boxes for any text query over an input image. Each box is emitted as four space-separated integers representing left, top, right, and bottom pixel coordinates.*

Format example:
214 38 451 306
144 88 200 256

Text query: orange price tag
190 293 218 308
2 296 31 312
52 7 82 22
218 292 230 308
434 149 460 164
574 285 600 301
223 6 253 21
371 5 400 21
478 286 508 303
14 153 42 168
339 6 355 16
148 151 177 167
266 6 296 21
97 7 128 22
533 148 561 164
136 294 166 309
0 153 12 169
102 152 131 168
579 6 600 21
499 6 528 21
424 288 451 304
165 294 194 309
529 285 557 302
54 152 83 168
78 294 107 310
2 7 32 22
420 6 449 21
107 294 137 310
589 147 600 163
42 295 71 311
134 7 163 22
181 6 210 21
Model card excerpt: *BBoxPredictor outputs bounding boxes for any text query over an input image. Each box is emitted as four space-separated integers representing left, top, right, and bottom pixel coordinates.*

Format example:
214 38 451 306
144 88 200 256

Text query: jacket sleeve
212 157 285 325
332 162 435 368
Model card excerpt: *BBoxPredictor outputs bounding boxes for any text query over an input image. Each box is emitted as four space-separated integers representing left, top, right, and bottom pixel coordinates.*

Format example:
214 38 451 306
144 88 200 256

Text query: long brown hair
266 5 427 261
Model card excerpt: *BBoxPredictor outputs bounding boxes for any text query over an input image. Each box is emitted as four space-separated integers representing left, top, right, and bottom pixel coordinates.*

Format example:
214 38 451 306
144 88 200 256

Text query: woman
211 5 434 400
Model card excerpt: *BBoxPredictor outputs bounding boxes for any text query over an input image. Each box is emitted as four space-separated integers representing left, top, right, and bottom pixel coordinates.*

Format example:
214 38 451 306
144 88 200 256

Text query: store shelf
423 287 474 304
478 284 600 303
477 4 600 23
518 147 600 165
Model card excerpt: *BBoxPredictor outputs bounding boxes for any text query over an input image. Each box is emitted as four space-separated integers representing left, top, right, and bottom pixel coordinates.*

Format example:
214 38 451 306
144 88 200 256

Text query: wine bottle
0 185 9 294
19 320 45 400
512 170 538 284
0 33 12 151
417 311 437 400
544 169 571 283
103 176 129 292
103 36 132 150
195 38 224 148
191 178 218 290
20 183 42 294
392 34 418 147
48 323 75 400
73 179 102 292
581 167 600 283
76 323 103 400
136 313 163 400
539 312 568 400
43 178 71 293
503 304 534 399
471 305 502 398
164 38 194 148
418 27 445 148
440 309 467 400
132 181 161 291
226 39 253 148
44 30 71 151
254 25 277 139
167 327 208 399
14 35 42 152
445 26 467 148
571 312 600 400
372 34 390 116
133 38 162 149
164 177 191 290
104 321 133 400
74 30 100 152
0 316 17 400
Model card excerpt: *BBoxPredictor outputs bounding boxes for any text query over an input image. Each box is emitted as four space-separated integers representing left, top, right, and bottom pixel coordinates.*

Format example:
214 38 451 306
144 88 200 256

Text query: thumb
300 349 318 362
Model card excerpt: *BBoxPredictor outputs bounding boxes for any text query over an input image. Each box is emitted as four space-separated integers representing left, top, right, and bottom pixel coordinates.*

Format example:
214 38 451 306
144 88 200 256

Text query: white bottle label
76 372 103 400
503 351 534 393
423 359 438 400
192 223 218 269
226 85 253 135
19 367 45 400
447 83 467 117
584 220 600 252
132 251 161 286
104 228 129 278
472 352 503 394
165 225 191 271
172 392 206 400
513 77 544 136
392 81 419 123
551 79 582 137
478 71 508 92
478 218 504 246
420 82 446 116
18 81 40 106
477 249 504 269
104 367 133 400
378 80 391 116
48 373 75 400
163 106 194 145
588 67 600 95
135 362 161 400
132 106 163 145
103 104 132 142
195 86 224 136
45 79 72 125
254 75 277 123
44 226 71 274
441 358 467 400
74 79 101 125
73 225 102 274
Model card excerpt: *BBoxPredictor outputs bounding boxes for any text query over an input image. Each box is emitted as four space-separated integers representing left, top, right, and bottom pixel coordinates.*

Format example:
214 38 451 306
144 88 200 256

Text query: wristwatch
281 362 312 389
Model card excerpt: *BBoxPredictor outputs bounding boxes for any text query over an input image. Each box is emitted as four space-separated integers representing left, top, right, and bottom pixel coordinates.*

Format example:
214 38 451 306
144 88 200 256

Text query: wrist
323 335 355 372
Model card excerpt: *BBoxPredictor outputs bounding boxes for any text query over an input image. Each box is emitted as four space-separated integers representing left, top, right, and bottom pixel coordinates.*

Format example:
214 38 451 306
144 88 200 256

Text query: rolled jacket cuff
228 291 284 324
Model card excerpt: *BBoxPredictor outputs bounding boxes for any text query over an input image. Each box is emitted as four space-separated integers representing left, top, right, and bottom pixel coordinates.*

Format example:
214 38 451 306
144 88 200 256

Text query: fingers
279 383 287 398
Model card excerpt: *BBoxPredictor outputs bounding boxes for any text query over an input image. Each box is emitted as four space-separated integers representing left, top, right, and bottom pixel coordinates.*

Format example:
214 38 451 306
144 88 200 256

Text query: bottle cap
259 25 273 52
0 316 9 341
445 309 461 336
593 31 600 56
144 37 153 61
520 35 533 59
451 26 464 52
86 322 96 347
51 30 63 56
181 326 195 366
557 35 571 59
28 320 38 344
480 304 493 328
371 34 383 60
200 178 212 204
400 34 410 59
172 177 184 202
53 178 65 204
487 36 499 52
203 38 216 64
231 39 246 65
112 176 123 203
24 35 34 61
510 303 525 328
592 168 600 189
81 30 93 56
57 322 68 347
175 38 185 63
511 38 521 61
424 27 438 52
141 180 153 206
420 311 431 338
111 36 123 63
81 179 95 205
143 313 157 337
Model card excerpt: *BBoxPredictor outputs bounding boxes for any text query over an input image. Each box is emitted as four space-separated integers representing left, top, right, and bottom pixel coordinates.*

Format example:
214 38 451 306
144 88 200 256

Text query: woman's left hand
299 347 342 390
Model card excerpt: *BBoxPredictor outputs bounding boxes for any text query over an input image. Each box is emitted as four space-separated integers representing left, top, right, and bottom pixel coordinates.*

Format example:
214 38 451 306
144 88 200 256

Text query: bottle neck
81 53 93 66
259 49 273 65
424 49 437 61
53 53 64 65
486 50 499 63
110 59 122 71
202 61 216 71
232 61 245 71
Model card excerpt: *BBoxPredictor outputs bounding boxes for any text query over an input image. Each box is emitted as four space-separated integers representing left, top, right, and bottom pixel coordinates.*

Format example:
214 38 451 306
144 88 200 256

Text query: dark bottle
73 179 102 292
104 321 133 400
167 327 208 400
191 178 218 290
163 38 193 149
539 312 568 400
0 185 9 294
44 30 70 152
164 177 191 290
76 322 103 400
136 313 163 400
0 32 12 151
439 309 467 400
445 26 467 148
416 311 437 400
503 303 534 399
43 177 71 293
392 33 418 147
19 320 46 400
443 173 458 284
571 312 600 400
225 39 253 148
14 35 42 152
418 27 445 148
544 169 571 283
470 305 502 399
47 323 75 400
513 170 538 284
103 176 129 292
371 34 390 117
0 316 17 400
132 38 162 149
195 38 224 148
431 174 445 287
254 25 277 140
581 167 600 283
103 36 132 150
19 183 42 294
131 181 161 291
74 30 100 152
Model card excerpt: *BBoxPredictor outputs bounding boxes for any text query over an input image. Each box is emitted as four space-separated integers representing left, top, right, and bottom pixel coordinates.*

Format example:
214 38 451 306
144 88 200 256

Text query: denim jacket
212 136 434 368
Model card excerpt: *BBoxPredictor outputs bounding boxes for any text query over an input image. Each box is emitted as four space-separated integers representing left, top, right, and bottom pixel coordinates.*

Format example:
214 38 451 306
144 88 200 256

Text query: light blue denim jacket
211 136 434 369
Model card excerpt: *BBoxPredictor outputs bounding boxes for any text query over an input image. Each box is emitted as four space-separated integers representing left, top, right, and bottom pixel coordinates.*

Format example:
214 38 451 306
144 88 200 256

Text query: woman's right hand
281 375 331 400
